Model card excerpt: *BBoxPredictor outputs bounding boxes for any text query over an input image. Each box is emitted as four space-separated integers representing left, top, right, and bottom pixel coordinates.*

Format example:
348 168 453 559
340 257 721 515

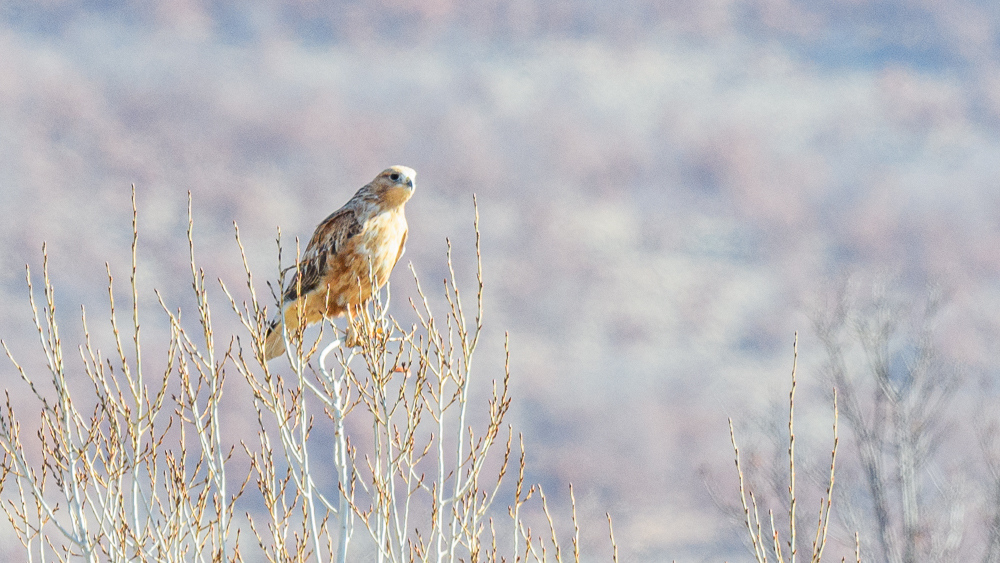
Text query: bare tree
812 278 962 563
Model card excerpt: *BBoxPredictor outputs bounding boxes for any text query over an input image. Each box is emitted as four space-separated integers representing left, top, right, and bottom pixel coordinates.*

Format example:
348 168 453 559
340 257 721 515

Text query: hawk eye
390 173 400 181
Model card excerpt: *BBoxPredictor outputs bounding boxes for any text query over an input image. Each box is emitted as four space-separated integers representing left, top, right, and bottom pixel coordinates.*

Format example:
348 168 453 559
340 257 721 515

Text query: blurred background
2 1 1000 561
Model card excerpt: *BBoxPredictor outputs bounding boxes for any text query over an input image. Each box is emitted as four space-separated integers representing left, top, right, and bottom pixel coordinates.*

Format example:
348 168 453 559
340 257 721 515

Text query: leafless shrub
0 190 242 562
0 190 615 562
729 333 843 563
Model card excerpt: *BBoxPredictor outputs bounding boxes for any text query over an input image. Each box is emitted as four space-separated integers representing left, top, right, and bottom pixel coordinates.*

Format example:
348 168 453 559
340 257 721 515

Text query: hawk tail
263 319 286 361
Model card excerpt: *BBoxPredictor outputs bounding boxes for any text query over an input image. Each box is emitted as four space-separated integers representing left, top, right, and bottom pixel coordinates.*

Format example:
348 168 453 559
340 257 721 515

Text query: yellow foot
345 324 385 347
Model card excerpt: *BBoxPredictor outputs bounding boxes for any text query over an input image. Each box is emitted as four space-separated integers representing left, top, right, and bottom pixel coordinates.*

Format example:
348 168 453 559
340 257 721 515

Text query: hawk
263 166 416 361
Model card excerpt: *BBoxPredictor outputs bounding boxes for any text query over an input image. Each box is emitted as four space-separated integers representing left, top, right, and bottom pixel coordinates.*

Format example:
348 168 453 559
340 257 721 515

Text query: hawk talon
345 322 387 347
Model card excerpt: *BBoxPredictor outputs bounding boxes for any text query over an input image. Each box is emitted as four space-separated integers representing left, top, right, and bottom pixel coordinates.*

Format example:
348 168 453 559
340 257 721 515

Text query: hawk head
370 165 416 208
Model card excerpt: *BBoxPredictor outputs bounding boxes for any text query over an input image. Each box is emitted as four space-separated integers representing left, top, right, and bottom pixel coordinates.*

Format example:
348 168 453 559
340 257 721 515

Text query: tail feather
262 299 347 361
263 319 286 361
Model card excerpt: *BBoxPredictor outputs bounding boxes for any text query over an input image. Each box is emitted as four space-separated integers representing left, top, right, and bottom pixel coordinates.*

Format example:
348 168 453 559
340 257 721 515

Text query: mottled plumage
264 166 415 360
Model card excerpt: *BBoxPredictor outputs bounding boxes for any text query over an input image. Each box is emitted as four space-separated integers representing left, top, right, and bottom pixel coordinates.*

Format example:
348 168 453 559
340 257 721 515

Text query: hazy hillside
2 1 1000 560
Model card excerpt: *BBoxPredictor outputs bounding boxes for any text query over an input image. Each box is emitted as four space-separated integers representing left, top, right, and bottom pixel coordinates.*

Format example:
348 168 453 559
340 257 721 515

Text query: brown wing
282 208 363 303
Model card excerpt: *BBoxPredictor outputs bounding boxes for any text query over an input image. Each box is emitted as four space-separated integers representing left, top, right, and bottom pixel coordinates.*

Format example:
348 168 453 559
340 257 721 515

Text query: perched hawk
263 166 416 360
